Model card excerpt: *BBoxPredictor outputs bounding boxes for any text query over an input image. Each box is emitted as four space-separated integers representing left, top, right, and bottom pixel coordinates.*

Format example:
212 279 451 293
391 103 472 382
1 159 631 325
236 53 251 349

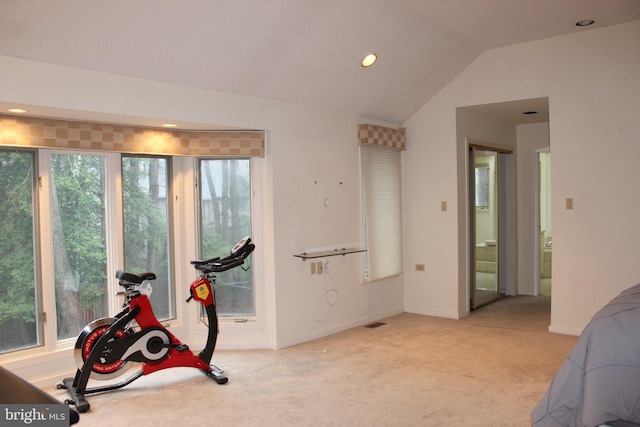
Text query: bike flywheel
74 317 133 380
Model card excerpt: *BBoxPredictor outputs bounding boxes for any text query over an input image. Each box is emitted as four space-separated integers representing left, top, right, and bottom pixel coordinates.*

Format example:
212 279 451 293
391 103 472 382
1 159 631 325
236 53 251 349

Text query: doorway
458 97 549 314
537 150 552 296
469 144 513 310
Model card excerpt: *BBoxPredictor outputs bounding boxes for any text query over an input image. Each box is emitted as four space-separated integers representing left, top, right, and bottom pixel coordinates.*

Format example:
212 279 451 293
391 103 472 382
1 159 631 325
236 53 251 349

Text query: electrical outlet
311 262 317 275
317 261 324 275
565 198 574 210
415 264 425 272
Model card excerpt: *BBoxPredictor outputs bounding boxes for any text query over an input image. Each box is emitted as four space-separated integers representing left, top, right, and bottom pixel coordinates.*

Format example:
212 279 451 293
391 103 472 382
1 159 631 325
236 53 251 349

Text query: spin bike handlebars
190 236 255 274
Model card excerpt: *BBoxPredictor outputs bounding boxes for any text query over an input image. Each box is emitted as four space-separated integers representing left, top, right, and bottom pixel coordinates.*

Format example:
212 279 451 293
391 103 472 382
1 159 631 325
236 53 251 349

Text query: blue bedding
532 284 640 427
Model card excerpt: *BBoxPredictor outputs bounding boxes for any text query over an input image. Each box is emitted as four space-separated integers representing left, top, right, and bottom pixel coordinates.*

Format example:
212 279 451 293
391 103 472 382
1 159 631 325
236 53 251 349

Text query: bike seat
115 270 156 285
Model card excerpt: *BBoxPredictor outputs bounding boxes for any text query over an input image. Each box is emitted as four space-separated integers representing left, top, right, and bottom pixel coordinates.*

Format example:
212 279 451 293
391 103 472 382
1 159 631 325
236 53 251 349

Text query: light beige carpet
48 295 577 426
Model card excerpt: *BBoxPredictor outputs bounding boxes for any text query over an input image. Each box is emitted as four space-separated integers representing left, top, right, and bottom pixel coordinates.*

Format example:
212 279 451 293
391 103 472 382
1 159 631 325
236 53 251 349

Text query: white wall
403 20 640 334
0 55 404 383
268 115 405 348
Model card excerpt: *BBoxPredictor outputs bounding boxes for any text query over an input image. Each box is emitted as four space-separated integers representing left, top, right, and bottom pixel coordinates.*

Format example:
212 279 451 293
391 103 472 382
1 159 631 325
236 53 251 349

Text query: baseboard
404 306 461 320
1 348 77 389
548 324 582 336
275 307 404 349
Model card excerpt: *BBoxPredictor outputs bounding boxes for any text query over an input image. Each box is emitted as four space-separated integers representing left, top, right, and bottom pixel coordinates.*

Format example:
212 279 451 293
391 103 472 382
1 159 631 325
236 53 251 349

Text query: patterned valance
0 114 265 157
357 124 405 150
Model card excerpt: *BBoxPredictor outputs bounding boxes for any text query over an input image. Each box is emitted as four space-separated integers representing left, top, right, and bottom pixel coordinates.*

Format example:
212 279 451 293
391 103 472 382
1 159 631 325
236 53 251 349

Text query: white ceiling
1 0 639 127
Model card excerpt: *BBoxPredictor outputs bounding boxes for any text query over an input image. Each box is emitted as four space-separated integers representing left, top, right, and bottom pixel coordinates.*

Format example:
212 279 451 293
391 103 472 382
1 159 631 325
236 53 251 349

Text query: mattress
531 283 640 427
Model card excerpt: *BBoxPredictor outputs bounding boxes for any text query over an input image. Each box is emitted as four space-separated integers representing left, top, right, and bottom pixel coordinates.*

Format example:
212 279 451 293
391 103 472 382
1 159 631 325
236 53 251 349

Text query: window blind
360 144 403 281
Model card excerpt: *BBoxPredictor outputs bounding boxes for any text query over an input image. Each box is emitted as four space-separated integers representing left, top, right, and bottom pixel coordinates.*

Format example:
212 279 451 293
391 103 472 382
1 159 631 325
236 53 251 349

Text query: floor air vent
365 322 386 329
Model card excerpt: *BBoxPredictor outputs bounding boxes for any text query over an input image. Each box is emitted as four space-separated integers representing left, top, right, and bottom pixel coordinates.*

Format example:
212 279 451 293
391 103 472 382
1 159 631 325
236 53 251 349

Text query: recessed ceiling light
576 19 594 27
161 123 177 128
7 108 28 113
361 53 377 67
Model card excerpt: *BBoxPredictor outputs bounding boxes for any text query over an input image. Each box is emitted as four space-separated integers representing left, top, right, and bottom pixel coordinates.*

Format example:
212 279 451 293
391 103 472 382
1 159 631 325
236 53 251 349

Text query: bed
531 283 640 427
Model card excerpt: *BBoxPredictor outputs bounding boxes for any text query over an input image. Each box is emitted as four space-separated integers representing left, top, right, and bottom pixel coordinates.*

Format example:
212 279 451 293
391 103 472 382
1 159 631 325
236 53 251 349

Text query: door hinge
42 311 47 324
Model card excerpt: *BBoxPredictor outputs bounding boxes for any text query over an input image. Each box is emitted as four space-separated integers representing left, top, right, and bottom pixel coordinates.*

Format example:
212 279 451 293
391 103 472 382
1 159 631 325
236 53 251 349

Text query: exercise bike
58 236 255 413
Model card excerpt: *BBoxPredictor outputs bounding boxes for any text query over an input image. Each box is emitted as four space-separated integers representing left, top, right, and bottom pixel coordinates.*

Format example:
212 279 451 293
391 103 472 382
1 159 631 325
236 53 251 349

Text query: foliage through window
0 150 40 353
50 154 108 341
199 159 254 317
122 156 174 320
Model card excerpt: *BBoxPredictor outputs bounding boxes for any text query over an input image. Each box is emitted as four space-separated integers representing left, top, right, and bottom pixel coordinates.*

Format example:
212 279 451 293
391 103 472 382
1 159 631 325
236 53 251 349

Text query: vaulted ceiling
1 1 639 126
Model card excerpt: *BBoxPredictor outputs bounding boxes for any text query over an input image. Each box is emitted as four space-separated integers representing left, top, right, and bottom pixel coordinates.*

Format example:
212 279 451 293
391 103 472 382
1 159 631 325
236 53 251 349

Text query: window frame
0 149 44 354
36 150 120 347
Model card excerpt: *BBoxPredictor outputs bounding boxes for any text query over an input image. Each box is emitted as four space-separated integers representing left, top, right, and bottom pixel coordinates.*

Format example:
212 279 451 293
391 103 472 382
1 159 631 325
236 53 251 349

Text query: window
0 150 41 353
50 154 109 341
474 164 490 210
0 115 263 359
0 151 257 354
360 145 403 281
122 156 174 320
198 158 254 316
